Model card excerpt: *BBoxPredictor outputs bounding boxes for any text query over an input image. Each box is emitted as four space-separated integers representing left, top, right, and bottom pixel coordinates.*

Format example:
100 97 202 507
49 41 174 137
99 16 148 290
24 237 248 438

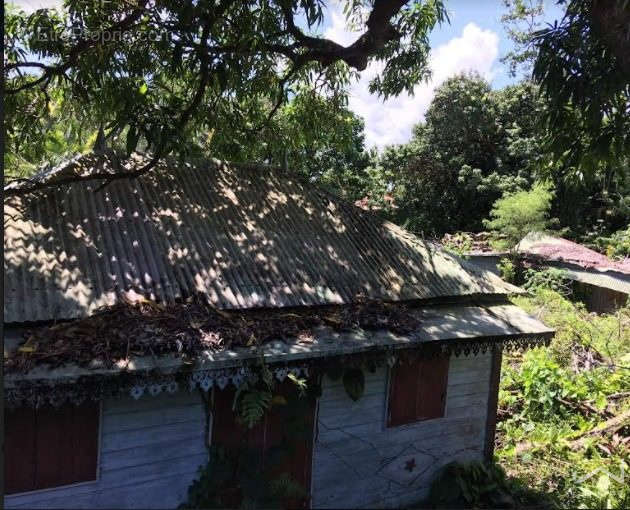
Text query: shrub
585 226 630 261
496 290 630 509
523 268 572 296
442 232 473 257
498 257 517 283
428 461 513 508
483 182 555 251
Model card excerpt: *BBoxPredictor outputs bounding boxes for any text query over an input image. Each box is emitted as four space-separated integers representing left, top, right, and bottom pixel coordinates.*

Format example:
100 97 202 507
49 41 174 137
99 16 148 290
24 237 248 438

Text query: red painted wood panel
71 402 100 484
4 407 37 494
387 361 420 427
212 382 316 508
388 355 450 427
5 403 99 494
35 405 76 488
417 356 450 420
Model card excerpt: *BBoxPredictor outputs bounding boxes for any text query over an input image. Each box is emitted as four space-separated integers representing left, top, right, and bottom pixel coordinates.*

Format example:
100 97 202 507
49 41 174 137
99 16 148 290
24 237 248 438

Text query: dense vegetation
425 281 630 510
497 285 629 509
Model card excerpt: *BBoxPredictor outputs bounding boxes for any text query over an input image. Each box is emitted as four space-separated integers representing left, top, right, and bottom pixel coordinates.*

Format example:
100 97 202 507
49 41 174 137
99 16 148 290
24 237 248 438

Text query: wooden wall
312 352 492 508
5 352 492 509
4 391 207 509
573 281 628 313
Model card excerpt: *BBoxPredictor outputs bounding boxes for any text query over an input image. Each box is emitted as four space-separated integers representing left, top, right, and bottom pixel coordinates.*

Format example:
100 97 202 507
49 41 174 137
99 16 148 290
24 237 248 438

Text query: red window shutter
387 360 421 427
388 355 449 427
71 402 100 483
416 355 449 420
35 405 77 489
4 403 99 494
263 382 316 507
4 407 37 494
211 382 316 508
212 387 267 457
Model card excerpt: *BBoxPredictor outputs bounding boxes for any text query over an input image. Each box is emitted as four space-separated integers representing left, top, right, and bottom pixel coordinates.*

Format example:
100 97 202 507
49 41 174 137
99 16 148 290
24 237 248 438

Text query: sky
321 0 564 148
12 0 565 149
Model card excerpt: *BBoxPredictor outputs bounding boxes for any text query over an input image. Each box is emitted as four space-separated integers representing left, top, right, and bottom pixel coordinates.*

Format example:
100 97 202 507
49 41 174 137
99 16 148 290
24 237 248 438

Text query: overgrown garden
424 280 630 509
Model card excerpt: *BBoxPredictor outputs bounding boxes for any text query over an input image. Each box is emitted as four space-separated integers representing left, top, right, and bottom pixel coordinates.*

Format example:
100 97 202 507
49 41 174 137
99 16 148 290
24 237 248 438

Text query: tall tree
532 0 630 172
4 0 447 194
372 75 543 236
500 0 544 78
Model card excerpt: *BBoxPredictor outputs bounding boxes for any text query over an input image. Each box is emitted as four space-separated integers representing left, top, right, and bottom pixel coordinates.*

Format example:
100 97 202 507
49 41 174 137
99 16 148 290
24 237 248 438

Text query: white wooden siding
312 352 492 509
5 352 491 509
4 391 207 509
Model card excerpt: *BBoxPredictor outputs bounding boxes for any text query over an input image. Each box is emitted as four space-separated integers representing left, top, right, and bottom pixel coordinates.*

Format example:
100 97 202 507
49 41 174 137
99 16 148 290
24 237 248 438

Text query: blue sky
13 0 566 148
429 0 564 89
321 1 565 147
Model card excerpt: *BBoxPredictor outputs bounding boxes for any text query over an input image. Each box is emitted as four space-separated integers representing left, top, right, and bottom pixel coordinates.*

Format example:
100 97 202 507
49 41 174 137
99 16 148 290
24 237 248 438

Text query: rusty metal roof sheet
4 153 520 324
518 232 630 275
553 266 630 295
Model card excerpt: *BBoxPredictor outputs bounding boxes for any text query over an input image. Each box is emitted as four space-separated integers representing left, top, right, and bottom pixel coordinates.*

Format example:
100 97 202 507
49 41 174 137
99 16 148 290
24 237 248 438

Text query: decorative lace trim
5 335 550 408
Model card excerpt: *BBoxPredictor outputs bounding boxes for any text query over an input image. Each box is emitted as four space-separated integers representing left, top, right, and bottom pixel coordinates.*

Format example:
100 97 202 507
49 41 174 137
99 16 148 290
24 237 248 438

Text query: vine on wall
183 356 321 509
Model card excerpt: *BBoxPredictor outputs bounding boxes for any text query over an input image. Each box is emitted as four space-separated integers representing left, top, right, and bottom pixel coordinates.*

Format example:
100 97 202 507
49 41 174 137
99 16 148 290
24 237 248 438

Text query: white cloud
325 14 500 149
8 0 62 12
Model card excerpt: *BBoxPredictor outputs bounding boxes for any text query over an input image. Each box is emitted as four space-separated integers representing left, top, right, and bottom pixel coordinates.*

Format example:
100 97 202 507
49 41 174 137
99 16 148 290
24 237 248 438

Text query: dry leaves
5 294 420 373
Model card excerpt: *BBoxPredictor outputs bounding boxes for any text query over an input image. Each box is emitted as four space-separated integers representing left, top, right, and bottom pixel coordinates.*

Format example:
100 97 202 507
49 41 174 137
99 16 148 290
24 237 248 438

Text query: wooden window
4 402 100 494
212 382 317 508
387 355 449 427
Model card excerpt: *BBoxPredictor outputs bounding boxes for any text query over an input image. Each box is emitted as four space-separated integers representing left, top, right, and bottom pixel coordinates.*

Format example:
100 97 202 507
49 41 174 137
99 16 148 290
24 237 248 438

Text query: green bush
484 183 555 251
585 226 630 261
442 232 473 257
496 290 630 509
523 268 572 296
428 461 514 508
498 257 517 283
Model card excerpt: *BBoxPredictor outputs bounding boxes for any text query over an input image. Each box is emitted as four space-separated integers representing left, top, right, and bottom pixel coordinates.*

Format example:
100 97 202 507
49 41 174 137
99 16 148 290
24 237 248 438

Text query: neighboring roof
556 267 630 295
4 152 520 324
4 302 554 387
354 193 397 211
518 232 630 275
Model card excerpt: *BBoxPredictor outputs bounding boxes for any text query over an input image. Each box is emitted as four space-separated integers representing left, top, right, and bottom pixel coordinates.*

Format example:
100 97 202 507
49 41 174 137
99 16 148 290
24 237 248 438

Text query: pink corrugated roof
518 233 630 274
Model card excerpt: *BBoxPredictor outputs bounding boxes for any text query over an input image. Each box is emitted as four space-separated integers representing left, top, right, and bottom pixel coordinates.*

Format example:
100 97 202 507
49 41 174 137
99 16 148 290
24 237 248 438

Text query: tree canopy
532 0 630 172
3 0 628 247
4 0 447 191
365 75 543 236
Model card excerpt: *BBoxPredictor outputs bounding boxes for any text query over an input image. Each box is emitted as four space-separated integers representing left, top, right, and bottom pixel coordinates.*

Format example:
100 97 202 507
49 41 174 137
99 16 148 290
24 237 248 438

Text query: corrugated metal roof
559 267 630 295
4 153 520 323
518 232 630 275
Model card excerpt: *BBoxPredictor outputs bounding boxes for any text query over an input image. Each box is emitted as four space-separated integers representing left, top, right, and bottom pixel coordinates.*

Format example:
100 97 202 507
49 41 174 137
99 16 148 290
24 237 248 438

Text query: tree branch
4 2 148 95
278 0 407 70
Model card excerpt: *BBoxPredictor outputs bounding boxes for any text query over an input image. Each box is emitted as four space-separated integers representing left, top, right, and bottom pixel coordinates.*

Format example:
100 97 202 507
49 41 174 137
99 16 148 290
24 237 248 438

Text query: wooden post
484 345 503 462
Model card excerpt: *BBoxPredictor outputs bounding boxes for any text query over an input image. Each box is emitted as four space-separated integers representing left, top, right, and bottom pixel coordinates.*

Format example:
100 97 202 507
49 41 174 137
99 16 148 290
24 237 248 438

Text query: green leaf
138 83 148 95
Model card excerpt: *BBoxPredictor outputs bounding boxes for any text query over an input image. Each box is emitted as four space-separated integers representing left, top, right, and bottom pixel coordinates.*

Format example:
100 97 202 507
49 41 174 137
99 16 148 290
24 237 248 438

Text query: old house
4 153 553 509
517 232 630 313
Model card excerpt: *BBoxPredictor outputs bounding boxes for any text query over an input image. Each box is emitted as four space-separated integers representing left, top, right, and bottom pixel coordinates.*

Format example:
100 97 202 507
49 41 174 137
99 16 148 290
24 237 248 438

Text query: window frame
385 355 450 429
4 401 102 497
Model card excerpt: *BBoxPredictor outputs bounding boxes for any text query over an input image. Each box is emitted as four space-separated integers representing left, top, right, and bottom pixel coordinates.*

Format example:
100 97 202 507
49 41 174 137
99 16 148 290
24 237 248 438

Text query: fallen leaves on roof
4 295 421 373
